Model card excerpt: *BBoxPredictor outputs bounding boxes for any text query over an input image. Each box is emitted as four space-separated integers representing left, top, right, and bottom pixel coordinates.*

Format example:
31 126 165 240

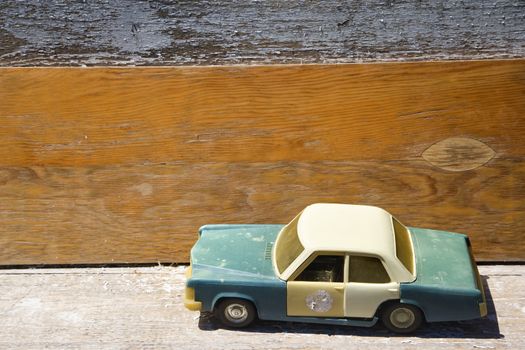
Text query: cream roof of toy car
297 203 396 256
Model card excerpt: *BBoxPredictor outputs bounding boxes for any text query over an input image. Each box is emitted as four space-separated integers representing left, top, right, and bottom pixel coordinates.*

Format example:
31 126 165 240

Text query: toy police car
184 203 486 333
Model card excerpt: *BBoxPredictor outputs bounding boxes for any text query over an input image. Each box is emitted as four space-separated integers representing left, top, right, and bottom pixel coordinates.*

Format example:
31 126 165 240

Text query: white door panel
344 282 399 318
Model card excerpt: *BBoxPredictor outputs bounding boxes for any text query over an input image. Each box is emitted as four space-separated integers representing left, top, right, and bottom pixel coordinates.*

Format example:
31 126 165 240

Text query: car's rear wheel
215 298 256 328
381 303 423 333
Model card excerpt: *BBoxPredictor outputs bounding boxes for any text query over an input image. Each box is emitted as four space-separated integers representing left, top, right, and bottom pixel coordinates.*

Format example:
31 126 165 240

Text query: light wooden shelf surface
0 265 522 349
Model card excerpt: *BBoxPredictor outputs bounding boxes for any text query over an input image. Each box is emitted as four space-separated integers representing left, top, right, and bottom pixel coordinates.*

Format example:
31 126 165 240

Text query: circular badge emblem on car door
305 289 333 312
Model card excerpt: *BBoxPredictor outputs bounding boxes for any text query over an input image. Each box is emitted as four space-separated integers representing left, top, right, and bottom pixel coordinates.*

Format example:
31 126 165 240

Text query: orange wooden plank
0 60 524 264
1 61 524 166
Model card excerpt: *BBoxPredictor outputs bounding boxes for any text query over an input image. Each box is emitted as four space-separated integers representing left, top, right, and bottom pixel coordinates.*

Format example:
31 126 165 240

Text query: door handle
334 285 344 291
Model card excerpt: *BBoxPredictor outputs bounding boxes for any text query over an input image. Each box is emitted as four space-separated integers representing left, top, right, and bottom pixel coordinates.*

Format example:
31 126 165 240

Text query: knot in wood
422 137 495 172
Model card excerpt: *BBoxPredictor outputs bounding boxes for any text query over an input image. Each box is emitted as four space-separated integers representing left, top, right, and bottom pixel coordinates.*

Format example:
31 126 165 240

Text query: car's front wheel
381 303 423 333
215 298 256 328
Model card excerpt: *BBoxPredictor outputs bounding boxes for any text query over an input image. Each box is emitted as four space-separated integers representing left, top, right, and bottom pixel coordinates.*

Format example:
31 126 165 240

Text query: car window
295 255 344 282
392 217 415 275
348 256 390 283
274 211 305 274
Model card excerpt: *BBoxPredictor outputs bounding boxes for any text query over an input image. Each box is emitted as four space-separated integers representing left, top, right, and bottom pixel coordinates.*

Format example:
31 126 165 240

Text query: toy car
184 203 487 333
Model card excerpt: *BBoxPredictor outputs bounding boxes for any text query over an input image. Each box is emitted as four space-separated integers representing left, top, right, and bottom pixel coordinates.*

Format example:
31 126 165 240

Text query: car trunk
408 227 478 290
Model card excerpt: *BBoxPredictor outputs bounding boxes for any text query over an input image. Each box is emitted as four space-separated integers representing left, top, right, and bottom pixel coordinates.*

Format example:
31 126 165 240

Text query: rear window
274 212 305 274
393 218 415 275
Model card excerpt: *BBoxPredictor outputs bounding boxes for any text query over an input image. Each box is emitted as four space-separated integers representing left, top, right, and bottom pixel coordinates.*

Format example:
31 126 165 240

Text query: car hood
190 224 284 282
408 227 478 290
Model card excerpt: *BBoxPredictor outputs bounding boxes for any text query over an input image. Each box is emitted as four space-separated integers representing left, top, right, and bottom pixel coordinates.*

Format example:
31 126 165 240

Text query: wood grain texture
1 1 524 66
1 60 525 264
1 160 524 264
0 265 522 349
1 61 525 166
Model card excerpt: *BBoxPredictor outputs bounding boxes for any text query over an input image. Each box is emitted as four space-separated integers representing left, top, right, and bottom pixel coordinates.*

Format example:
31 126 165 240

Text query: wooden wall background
1 1 524 265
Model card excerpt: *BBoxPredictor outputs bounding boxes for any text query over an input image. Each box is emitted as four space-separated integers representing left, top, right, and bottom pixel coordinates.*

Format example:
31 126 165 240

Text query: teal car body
400 228 486 322
188 225 287 322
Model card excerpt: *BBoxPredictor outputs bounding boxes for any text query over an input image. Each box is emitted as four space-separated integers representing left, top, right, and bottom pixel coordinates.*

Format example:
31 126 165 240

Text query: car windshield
274 211 305 275
392 217 415 275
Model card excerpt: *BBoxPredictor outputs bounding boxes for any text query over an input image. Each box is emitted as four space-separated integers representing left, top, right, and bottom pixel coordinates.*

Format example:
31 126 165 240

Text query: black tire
214 298 256 328
381 303 423 333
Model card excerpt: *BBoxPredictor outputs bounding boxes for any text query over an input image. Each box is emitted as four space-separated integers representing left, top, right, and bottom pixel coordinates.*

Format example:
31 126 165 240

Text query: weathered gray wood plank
0 265 522 349
1 1 524 66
